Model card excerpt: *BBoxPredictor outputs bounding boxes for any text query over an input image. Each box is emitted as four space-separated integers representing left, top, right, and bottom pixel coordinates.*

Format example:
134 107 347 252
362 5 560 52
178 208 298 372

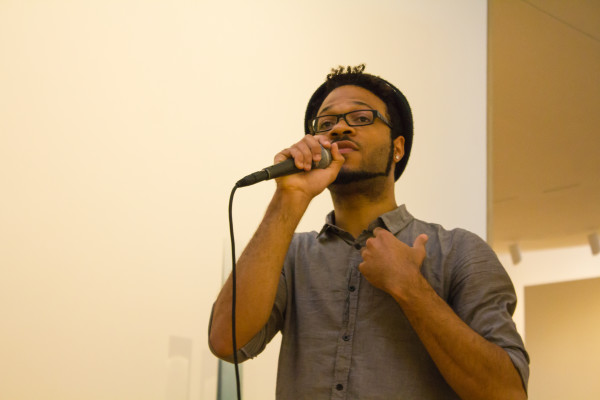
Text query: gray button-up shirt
212 205 529 399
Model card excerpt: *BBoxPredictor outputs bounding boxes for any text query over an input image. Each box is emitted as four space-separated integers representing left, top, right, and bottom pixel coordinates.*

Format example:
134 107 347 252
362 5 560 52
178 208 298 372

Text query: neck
329 175 398 238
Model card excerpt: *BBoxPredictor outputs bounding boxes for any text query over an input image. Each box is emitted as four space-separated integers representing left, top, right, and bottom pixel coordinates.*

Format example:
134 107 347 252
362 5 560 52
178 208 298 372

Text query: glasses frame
310 109 392 134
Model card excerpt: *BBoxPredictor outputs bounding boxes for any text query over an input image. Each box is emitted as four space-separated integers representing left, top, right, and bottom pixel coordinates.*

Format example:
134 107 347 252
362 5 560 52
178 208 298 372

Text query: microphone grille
314 146 332 169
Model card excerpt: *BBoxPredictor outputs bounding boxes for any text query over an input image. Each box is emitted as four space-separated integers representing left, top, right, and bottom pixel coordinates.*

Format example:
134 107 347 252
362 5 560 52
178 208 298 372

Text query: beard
330 137 394 185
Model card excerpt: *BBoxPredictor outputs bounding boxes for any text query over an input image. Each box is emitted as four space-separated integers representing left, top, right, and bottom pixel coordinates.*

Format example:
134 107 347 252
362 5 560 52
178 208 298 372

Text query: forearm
209 189 311 357
393 276 526 400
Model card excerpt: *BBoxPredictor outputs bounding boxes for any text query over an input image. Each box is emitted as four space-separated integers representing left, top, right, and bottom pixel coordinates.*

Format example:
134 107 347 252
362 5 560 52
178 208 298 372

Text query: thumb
413 234 429 251
329 142 346 167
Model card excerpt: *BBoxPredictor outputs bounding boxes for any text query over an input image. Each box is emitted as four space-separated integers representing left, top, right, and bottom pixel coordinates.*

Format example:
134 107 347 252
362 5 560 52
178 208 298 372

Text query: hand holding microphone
236 137 341 188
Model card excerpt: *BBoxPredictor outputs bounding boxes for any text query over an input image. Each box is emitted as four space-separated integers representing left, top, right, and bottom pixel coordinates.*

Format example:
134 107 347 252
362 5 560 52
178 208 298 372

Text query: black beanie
304 65 413 181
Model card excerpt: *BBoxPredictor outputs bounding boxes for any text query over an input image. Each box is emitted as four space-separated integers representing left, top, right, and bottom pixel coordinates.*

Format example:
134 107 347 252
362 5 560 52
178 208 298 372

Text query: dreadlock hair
304 64 413 181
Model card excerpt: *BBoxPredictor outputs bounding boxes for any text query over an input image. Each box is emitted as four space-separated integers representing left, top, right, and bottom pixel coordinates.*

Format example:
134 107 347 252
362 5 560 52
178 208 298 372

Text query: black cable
228 183 242 400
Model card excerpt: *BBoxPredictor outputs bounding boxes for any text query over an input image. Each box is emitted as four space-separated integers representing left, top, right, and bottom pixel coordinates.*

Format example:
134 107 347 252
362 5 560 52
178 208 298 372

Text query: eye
347 111 374 125
318 121 332 130
316 116 336 131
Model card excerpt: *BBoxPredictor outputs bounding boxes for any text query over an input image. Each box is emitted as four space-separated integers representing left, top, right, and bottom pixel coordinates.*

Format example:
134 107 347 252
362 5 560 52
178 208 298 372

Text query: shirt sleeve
208 272 287 363
448 229 530 392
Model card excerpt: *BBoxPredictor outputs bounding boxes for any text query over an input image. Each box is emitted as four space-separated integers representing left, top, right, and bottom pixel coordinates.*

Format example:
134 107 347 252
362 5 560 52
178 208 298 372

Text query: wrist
392 273 436 308
263 187 313 230
273 186 314 209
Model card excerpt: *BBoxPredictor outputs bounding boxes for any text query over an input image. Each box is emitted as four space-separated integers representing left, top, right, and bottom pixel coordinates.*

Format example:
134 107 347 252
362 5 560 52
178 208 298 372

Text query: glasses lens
346 110 375 126
314 116 338 133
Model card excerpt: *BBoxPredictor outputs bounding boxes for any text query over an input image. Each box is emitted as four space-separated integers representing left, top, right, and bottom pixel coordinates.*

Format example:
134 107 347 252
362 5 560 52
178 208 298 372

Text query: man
209 65 529 399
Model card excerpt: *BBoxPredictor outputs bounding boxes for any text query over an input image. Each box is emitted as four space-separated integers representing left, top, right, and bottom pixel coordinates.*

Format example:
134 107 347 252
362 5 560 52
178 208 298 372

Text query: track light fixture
588 232 600 256
509 243 522 265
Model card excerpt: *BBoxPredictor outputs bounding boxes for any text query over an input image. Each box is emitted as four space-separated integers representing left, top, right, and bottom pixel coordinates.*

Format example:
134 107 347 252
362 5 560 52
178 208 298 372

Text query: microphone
236 146 332 187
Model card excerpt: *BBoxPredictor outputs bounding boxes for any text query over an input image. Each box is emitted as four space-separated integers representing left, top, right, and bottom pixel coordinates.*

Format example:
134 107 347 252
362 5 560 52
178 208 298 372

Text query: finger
306 136 325 163
364 235 376 250
274 147 292 164
288 141 313 171
315 136 331 149
328 142 345 166
372 227 390 237
412 234 429 250
298 135 325 171
303 135 336 170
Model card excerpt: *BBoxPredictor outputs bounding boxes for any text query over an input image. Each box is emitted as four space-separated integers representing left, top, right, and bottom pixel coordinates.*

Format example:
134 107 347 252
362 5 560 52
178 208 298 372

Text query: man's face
315 85 403 185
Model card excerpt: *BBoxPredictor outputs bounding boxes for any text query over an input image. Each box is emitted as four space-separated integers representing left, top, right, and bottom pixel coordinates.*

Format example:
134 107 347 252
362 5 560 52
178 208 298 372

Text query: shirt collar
317 204 414 239
378 204 413 235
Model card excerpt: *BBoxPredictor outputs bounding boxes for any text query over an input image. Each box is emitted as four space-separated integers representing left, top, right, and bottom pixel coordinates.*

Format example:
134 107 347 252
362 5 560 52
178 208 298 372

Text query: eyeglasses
310 109 392 134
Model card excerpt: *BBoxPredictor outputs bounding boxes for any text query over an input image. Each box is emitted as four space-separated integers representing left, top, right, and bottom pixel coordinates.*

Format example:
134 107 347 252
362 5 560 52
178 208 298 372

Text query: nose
327 117 355 138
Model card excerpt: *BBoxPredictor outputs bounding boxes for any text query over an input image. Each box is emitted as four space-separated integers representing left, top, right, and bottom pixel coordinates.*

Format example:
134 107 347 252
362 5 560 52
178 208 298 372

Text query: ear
393 136 405 163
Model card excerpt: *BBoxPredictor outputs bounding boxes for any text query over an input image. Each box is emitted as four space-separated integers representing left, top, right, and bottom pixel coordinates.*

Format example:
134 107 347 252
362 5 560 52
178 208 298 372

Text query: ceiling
489 0 600 252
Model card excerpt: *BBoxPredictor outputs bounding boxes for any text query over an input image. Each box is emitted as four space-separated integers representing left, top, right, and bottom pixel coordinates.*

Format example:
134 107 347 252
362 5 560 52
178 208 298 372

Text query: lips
334 140 359 154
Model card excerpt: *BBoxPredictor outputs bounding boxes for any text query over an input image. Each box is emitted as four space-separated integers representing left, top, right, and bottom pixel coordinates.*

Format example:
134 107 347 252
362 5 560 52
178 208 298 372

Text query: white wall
525 277 600 400
499 246 600 340
498 246 600 400
0 1 487 399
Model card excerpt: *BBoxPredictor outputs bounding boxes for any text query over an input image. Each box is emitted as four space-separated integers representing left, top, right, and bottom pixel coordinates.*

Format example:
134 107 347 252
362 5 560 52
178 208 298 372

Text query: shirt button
349 286 356 292
336 384 344 391
343 335 350 341
354 243 361 250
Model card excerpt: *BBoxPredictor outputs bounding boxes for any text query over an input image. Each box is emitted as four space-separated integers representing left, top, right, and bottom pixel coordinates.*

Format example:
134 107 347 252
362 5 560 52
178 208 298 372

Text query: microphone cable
228 183 242 400
225 148 330 398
